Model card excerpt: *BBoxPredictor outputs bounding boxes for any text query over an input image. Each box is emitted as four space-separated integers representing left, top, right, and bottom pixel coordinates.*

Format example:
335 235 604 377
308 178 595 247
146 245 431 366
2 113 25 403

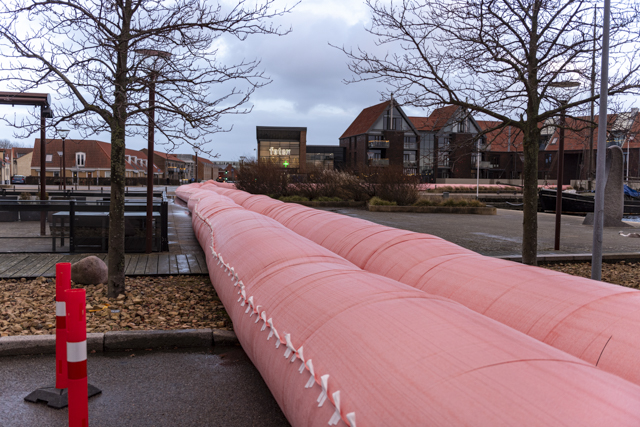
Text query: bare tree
337 0 640 265
0 0 294 296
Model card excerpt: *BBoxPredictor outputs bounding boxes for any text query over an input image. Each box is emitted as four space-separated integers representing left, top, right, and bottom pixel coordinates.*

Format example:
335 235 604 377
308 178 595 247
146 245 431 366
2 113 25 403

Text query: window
46 154 53 162
545 153 553 166
105 171 111 178
76 152 86 167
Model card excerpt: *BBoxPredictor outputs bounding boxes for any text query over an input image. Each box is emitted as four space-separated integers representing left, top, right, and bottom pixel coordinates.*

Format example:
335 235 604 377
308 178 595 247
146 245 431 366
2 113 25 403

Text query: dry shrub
236 161 290 197
375 167 419 206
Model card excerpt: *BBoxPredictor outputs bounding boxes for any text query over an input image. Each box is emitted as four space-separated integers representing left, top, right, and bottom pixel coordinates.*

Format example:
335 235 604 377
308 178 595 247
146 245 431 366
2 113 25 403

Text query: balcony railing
368 140 390 149
403 142 417 150
369 158 389 167
403 161 417 168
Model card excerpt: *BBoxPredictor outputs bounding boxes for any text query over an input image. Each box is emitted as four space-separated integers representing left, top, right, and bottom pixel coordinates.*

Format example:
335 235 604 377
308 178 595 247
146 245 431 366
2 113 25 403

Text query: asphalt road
0 346 290 427
323 207 640 257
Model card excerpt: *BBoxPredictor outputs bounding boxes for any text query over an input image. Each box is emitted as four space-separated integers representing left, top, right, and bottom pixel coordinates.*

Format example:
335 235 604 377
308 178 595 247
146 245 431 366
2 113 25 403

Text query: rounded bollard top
55 262 72 299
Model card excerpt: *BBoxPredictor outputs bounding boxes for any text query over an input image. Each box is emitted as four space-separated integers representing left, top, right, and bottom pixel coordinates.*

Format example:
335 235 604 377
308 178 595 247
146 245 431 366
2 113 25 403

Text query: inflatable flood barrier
176 184 640 426
196 183 640 388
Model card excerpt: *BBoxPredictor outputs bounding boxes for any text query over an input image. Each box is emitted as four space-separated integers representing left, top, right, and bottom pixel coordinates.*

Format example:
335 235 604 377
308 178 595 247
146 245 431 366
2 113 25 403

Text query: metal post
592 0 611 281
62 137 66 194
146 73 156 254
69 200 75 253
588 4 597 191
554 106 566 250
40 106 46 236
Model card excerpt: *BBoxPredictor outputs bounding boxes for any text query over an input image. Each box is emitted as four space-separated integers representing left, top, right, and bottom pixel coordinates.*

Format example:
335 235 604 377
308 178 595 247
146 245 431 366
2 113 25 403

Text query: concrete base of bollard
23 384 102 409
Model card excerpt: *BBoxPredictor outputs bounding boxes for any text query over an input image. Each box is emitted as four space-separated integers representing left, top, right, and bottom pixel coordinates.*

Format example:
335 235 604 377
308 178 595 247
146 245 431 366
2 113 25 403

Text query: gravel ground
2 261 638 338
0 275 231 337
543 260 640 289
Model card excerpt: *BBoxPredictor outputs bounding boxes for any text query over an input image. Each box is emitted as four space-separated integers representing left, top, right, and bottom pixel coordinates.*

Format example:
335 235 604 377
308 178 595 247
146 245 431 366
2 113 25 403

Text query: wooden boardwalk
0 252 209 279
0 200 209 279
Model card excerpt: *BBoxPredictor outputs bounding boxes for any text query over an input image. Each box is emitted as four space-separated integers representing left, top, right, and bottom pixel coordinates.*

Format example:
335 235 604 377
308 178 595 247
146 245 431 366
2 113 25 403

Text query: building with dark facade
306 145 345 171
409 105 485 181
256 126 307 174
339 100 420 175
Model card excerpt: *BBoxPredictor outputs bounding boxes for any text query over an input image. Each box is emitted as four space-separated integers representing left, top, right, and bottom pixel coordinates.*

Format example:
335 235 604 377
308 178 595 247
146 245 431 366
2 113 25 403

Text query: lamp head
58 129 70 139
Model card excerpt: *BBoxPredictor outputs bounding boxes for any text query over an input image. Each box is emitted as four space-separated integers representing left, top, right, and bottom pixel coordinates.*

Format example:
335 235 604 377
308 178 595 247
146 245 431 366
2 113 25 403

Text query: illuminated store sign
269 147 291 156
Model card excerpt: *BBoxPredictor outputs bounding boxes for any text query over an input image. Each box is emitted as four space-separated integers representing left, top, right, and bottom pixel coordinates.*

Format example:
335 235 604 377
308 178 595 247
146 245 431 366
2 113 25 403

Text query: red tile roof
476 121 526 153
32 139 111 169
340 101 390 139
32 139 162 173
409 106 459 132
153 150 186 163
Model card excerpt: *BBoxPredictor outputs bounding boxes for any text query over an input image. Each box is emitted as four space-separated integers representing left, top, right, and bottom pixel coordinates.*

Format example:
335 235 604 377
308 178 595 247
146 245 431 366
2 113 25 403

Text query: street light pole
136 49 171 254
548 81 580 251
58 129 70 194
592 0 611 281
554 104 566 250
57 151 63 190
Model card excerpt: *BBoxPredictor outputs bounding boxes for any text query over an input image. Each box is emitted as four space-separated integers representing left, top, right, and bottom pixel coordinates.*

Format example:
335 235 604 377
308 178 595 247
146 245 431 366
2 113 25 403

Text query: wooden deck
0 200 209 279
0 252 209 279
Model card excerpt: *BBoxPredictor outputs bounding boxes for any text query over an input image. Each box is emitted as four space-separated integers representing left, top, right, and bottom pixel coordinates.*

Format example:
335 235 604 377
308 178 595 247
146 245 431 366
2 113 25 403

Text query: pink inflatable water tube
199 183 640 388
176 183 640 426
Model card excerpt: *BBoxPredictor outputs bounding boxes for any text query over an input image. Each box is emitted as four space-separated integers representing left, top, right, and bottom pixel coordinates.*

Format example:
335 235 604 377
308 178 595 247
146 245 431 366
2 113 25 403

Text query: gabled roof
409 106 459 132
33 139 112 169
476 121 525 153
11 147 32 158
153 150 186 163
340 101 389 139
543 112 640 152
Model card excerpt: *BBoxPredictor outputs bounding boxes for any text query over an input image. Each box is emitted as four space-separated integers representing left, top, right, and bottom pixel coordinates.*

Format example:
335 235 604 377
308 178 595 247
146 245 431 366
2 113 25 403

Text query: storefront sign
269 147 291 156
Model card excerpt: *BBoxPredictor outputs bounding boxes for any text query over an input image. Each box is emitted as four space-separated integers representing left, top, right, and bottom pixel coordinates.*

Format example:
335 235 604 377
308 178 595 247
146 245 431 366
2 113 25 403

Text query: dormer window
125 155 131 163
132 156 137 163
46 154 53 162
76 152 86 167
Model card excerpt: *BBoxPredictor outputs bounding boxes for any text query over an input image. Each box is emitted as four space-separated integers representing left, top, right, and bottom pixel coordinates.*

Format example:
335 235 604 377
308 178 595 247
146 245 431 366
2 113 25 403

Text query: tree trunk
522 124 540 265
108 129 127 297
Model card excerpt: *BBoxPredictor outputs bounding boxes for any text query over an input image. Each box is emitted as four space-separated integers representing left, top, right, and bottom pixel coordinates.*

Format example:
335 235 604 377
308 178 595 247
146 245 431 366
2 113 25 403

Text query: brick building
339 100 420 175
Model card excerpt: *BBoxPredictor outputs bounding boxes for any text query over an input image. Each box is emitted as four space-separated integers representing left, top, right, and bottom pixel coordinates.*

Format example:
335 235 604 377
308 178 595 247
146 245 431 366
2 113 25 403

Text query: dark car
11 175 25 184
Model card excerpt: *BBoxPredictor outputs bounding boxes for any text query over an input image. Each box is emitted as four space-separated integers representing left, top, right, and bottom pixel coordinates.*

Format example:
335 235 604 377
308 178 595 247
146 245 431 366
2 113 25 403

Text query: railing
369 158 390 167
0 196 169 253
368 140 390 149
403 161 418 168
404 142 417 150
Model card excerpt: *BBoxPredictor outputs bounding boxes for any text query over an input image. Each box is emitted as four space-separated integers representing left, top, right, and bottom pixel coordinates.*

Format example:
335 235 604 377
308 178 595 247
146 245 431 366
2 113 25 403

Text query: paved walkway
0 201 207 278
0 347 290 427
321 207 640 260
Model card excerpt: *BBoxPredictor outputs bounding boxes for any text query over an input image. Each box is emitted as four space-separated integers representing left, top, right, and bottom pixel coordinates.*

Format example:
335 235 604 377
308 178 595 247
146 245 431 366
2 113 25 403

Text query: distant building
257 126 307 174
306 145 345 171
31 139 161 183
12 147 33 177
339 100 420 175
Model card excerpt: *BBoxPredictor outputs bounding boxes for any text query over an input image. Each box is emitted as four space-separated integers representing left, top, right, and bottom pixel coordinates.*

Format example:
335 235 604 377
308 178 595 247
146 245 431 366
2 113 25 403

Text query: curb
497 252 640 263
0 328 239 357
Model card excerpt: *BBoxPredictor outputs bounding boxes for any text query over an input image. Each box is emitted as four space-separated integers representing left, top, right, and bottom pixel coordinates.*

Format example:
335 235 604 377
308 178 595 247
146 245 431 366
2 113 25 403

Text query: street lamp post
57 151 63 190
58 129 70 194
549 81 580 251
136 49 171 254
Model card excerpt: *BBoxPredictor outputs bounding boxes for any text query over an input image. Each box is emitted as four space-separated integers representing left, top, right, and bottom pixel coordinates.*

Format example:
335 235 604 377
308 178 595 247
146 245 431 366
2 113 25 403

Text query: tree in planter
337 0 640 265
0 0 293 296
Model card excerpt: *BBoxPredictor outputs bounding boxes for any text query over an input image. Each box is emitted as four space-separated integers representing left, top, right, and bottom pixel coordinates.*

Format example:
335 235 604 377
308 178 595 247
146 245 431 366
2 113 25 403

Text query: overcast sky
1 0 425 161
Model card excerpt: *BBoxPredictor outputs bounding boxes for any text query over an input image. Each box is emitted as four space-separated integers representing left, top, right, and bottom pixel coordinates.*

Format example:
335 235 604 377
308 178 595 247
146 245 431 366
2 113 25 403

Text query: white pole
476 141 480 199
626 136 631 182
592 0 610 281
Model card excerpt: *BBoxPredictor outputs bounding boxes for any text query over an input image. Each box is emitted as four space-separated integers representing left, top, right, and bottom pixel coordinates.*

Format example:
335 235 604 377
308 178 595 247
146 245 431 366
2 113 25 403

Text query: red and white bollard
24 263 100 411
56 262 71 390
66 288 89 427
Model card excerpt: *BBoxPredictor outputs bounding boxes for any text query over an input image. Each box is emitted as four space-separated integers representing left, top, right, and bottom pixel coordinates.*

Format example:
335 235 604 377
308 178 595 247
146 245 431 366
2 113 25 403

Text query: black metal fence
24 176 185 186
0 194 169 253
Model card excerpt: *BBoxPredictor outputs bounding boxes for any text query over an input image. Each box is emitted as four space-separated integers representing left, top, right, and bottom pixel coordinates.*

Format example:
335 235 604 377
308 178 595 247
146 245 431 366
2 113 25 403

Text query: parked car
11 175 26 184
